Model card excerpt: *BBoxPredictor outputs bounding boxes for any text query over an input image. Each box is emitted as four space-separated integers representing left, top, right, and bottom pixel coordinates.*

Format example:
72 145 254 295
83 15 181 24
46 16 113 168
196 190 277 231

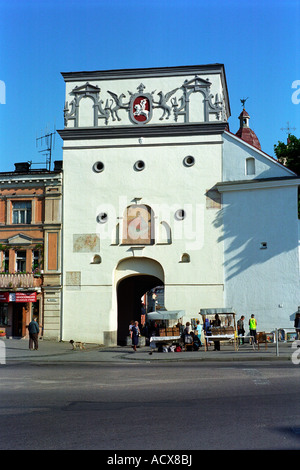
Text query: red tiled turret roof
235 108 261 150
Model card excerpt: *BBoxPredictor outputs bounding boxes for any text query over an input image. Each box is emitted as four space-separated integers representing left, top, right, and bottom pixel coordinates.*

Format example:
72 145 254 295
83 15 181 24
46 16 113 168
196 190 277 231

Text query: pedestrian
237 315 245 344
28 316 39 350
176 322 184 335
196 320 202 337
184 322 191 334
192 330 201 350
249 314 257 344
129 320 134 336
212 314 221 351
203 315 211 349
131 321 140 352
294 312 300 340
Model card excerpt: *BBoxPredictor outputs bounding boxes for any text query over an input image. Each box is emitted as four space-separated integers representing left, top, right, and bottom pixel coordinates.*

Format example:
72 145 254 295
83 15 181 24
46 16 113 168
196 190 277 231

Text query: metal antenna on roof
35 126 56 171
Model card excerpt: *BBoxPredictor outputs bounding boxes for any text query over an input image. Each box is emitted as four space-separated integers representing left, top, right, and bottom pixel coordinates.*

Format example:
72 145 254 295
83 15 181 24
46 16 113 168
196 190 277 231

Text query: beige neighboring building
0 161 63 340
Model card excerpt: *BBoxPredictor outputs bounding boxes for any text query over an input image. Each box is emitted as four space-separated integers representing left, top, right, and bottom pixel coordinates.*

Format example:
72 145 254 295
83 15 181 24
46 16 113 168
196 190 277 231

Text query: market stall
146 310 184 352
200 308 237 351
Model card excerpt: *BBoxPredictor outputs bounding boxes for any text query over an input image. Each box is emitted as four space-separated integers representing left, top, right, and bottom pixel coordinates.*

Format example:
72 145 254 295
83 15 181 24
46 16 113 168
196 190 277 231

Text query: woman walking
131 321 140 352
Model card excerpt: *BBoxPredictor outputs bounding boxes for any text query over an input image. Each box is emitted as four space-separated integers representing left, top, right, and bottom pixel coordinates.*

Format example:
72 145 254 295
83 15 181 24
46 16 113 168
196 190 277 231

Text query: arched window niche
180 253 190 263
246 157 255 176
91 254 101 264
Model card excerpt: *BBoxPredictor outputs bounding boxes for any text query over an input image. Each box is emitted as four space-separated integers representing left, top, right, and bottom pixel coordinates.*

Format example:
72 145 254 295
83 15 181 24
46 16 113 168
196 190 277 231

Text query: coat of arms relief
64 76 225 128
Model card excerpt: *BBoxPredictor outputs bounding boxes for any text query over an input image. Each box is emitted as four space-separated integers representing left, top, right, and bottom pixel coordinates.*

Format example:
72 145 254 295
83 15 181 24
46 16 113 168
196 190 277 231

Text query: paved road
1 360 300 450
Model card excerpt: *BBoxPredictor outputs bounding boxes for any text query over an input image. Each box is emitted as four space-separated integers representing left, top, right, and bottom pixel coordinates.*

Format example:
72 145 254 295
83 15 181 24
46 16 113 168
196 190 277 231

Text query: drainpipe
275 328 279 357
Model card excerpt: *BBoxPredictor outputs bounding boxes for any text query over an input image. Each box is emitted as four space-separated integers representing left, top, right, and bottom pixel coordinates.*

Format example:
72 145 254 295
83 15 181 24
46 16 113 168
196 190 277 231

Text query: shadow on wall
212 192 298 283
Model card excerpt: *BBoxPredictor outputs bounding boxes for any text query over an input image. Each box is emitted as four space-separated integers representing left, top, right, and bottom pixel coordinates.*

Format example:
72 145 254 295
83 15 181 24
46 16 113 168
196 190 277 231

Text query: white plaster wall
221 185 300 333
222 132 295 181
62 134 225 343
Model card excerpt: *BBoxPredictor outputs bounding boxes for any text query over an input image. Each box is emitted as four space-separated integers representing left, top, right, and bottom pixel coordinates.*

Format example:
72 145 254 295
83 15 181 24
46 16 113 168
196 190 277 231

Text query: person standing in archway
131 321 140 352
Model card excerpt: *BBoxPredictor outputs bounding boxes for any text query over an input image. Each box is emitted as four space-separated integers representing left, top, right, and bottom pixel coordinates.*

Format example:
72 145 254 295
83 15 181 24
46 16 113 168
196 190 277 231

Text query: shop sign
15 292 37 303
0 292 9 302
0 292 37 302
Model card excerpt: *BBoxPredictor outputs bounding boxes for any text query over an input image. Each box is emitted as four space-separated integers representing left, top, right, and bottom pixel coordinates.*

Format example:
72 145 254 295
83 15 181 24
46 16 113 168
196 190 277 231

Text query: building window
32 250 40 273
2 251 9 273
16 250 26 272
12 201 32 224
246 157 255 175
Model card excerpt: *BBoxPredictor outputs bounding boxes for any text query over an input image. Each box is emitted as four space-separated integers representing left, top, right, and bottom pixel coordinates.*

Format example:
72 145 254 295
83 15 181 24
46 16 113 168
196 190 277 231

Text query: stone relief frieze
64 76 225 128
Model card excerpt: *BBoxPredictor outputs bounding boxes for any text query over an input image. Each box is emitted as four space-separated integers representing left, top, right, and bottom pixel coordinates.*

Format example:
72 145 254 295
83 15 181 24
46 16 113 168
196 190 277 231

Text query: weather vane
240 97 249 108
280 121 296 134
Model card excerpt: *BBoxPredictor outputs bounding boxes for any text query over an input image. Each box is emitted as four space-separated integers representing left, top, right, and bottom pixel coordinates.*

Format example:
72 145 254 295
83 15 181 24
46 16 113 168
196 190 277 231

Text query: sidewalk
0 337 296 363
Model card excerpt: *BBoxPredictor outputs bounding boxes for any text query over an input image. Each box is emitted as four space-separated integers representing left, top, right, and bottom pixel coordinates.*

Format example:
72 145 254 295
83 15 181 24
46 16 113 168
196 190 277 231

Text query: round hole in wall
96 212 108 224
183 155 195 167
134 160 145 171
175 209 186 220
93 161 105 173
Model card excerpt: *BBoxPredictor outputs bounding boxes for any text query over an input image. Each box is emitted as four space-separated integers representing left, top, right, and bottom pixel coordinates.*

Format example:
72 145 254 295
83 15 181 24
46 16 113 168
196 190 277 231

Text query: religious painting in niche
122 205 154 245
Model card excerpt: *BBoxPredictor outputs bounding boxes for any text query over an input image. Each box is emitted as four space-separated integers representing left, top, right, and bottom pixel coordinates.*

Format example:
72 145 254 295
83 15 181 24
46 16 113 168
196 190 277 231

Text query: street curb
1 338 293 364
118 353 291 363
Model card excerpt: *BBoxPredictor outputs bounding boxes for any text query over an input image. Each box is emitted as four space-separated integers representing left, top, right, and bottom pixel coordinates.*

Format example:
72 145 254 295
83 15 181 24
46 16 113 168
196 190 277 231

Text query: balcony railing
0 273 42 289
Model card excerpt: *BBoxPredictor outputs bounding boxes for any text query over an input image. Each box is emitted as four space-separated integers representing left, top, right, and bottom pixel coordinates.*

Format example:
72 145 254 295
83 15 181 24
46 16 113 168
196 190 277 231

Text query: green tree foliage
274 134 300 217
274 134 300 175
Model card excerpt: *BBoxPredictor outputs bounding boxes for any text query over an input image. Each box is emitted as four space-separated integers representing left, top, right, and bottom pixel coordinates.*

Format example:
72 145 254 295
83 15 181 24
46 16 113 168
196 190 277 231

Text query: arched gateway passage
115 258 164 345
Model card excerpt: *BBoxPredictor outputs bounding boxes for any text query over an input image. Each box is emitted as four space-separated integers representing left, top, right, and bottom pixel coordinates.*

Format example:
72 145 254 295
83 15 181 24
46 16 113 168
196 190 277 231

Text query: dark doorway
12 303 25 337
117 274 163 345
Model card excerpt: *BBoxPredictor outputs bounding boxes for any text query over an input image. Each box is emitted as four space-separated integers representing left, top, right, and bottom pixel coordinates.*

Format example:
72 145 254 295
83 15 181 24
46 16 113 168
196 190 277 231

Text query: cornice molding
57 122 228 141
216 176 300 192
61 64 226 82
0 173 62 185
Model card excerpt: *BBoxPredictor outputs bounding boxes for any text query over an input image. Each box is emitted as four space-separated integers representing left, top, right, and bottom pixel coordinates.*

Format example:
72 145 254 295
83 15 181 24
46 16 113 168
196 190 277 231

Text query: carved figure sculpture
107 91 130 121
153 88 178 120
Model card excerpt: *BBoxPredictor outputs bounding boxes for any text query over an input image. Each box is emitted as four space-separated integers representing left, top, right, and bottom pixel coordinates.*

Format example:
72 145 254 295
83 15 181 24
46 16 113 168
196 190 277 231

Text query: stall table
149 336 181 352
200 308 237 352
236 335 256 350
204 334 236 351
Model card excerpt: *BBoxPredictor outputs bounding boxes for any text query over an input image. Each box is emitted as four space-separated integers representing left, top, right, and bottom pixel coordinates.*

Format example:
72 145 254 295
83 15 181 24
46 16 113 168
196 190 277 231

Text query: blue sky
0 0 299 172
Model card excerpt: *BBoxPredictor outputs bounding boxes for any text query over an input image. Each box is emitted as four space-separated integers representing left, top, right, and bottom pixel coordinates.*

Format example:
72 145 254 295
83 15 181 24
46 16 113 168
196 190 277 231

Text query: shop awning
146 310 184 321
200 308 235 315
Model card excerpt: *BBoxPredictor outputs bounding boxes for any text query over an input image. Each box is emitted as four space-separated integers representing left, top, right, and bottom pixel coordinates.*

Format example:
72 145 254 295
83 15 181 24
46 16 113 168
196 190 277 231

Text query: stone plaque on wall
66 271 81 290
73 234 100 252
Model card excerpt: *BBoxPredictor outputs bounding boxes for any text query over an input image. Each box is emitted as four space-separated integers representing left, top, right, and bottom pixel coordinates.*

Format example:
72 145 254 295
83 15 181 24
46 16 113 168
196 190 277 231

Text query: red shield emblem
130 95 152 124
